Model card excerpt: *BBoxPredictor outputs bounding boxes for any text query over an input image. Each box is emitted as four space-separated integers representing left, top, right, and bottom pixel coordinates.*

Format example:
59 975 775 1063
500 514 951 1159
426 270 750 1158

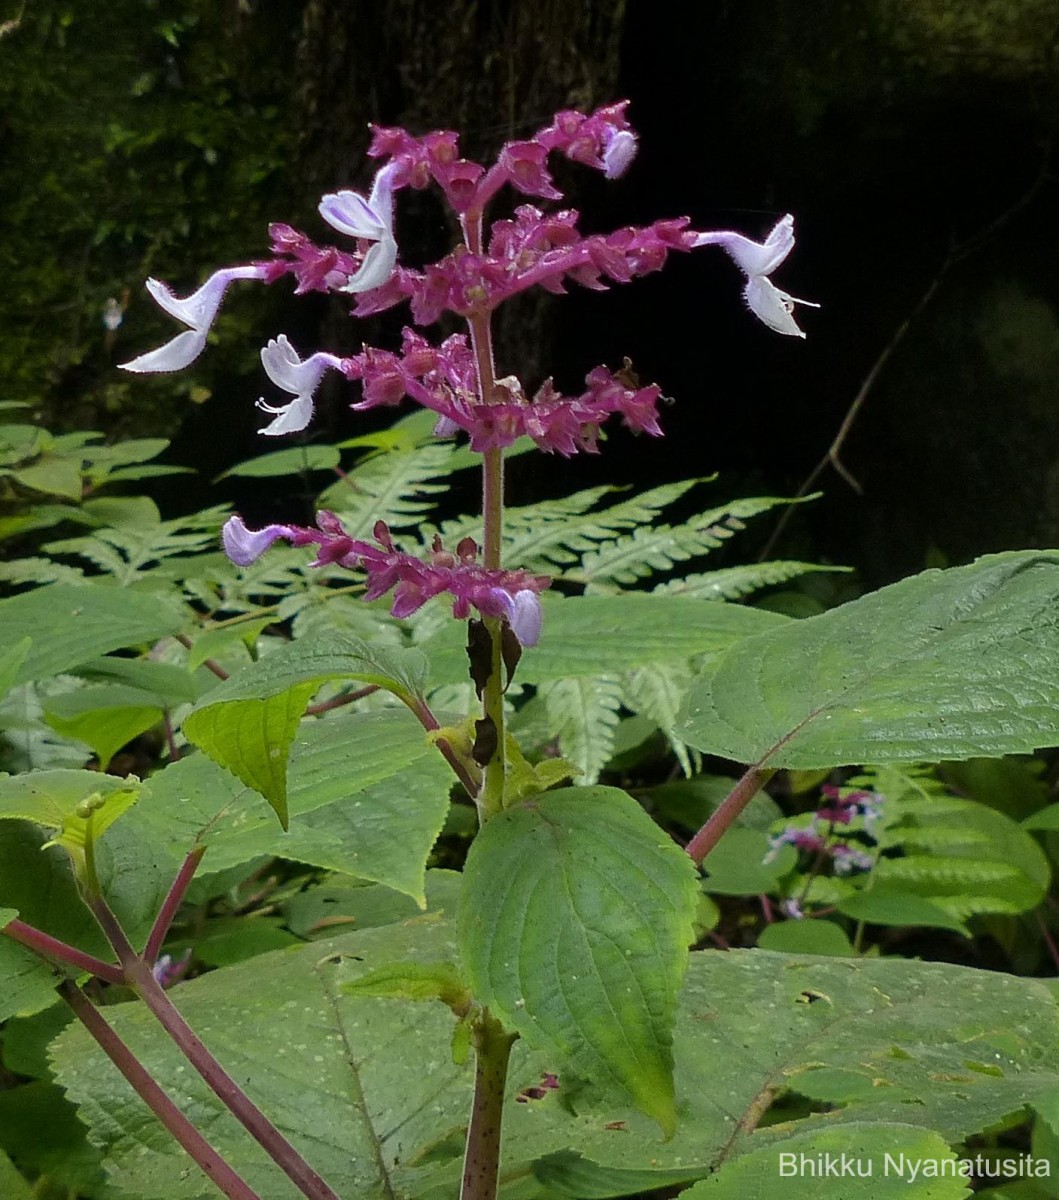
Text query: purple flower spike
119 265 268 372
693 215 818 337
222 516 297 566
255 335 346 436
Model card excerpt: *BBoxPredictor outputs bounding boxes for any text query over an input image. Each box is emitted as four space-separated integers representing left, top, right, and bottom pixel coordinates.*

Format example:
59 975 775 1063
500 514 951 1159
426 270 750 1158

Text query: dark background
3 0 1058 586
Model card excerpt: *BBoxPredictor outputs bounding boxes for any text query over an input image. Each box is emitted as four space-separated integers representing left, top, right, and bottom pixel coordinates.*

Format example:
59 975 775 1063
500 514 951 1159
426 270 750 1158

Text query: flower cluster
119 101 814 648
764 784 884 876
223 514 549 647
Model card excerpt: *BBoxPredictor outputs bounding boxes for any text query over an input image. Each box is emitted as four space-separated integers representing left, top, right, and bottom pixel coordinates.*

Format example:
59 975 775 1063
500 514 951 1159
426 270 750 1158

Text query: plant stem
460 1010 516 1200
685 766 778 865
86 896 342 1200
59 980 263 1200
144 845 207 964
2 918 124 986
409 696 482 797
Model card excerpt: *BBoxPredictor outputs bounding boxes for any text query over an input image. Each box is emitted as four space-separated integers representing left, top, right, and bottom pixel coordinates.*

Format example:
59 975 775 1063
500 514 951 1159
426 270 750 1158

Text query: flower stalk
460 1010 517 1200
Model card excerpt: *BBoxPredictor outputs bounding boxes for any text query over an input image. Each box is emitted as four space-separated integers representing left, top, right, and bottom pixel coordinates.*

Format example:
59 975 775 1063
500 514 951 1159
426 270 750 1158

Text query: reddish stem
144 845 207 964
3 918 124 986
59 981 262 1200
685 766 778 865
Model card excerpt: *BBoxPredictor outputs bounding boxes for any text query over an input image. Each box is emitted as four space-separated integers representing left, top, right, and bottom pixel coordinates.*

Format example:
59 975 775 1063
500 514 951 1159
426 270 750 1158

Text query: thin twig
759 148 1053 561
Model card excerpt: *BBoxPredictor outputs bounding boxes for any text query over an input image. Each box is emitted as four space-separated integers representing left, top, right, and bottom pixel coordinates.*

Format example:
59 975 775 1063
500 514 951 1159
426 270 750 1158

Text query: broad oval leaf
0 584 185 686
459 785 699 1134
183 634 429 828
679 552 1059 768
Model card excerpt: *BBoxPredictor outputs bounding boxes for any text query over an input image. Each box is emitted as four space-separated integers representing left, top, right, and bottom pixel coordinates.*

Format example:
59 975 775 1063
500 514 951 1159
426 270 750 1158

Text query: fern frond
621 664 698 777
540 674 624 784
655 561 843 601
319 442 454 536
0 556 85 585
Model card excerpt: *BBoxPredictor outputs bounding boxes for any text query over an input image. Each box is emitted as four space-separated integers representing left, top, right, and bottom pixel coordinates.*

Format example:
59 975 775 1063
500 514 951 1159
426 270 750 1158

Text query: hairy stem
409 695 482 797
59 981 263 1200
87 896 342 1200
460 1010 516 1200
685 766 778 865
144 845 207 964
2 918 124 986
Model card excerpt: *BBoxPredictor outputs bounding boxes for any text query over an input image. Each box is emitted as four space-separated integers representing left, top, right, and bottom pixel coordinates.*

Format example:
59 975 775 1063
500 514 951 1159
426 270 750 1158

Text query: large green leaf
0 1149 33 1200
131 709 451 903
0 584 186 685
459 785 699 1134
48 936 1059 1200
679 552 1059 767
0 920 60 1022
183 635 429 828
422 593 789 687
0 769 141 857
42 683 166 770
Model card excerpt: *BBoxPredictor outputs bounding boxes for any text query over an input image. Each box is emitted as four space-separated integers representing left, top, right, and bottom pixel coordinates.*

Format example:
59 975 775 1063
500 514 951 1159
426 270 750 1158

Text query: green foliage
680 552 1059 767
460 786 699 1134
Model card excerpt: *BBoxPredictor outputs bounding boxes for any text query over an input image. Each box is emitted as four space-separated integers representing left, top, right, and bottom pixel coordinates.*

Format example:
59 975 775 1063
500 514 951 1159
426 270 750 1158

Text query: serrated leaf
42 683 165 770
131 709 451 903
678 1124 971 1199
183 635 429 828
460 785 699 1134
0 637 30 704
680 552 1059 768
0 584 186 685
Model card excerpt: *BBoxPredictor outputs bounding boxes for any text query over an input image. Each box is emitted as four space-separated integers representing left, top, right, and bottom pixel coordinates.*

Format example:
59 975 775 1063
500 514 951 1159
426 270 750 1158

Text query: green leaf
341 961 470 1010
72 655 201 705
132 709 451 903
43 683 165 770
424 593 789 687
757 918 855 956
0 1148 33 1200
0 769 141 855
701 826 795 894
183 635 429 828
680 552 1059 767
1024 805 1059 832
0 1082 109 1196
187 618 276 670
11 453 84 499
460 785 699 1134
0 584 185 685
0 636 30 704
218 444 341 479
0 935 58 1022
837 887 970 935
677 1124 972 1199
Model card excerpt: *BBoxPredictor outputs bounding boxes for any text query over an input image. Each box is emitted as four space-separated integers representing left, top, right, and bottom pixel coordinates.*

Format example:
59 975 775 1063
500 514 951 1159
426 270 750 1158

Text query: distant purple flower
221 514 550 646
119 265 268 372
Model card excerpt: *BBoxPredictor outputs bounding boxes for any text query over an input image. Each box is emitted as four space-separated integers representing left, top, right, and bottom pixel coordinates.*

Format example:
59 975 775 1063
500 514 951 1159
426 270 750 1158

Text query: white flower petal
118 329 206 373
603 129 638 180
319 191 388 240
744 277 809 338
256 394 314 436
337 236 398 294
508 589 543 647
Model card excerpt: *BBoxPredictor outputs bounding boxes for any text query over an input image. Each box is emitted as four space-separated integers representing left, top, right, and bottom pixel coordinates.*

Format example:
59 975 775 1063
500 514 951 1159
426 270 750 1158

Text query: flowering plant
5 100 1059 1200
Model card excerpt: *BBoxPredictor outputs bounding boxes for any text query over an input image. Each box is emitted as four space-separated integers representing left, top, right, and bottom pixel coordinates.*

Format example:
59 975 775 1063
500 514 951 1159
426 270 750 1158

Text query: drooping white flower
318 163 399 294
255 335 344 436
222 515 297 566
602 128 638 180
693 214 818 337
118 265 267 372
